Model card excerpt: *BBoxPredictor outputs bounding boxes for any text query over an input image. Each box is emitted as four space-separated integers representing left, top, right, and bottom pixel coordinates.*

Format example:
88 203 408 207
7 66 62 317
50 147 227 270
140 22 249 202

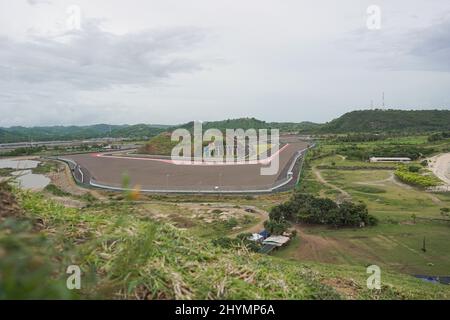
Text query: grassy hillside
138 132 178 155
1 183 449 299
321 109 450 133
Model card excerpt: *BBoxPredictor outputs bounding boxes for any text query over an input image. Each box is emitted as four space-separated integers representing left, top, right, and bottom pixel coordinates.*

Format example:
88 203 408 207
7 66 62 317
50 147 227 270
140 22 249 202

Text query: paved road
64 141 309 192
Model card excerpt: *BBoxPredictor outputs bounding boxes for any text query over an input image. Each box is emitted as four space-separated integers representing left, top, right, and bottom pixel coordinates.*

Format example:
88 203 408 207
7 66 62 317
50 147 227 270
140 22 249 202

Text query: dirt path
230 206 269 237
289 225 389 266
292 225 339 261
312 167 351 200
354 173 392 186
428 153 450 185
358 171 442 204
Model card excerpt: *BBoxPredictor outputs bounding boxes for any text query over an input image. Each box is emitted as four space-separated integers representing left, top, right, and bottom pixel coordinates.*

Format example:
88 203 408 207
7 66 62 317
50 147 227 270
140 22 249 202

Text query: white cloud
1 0 449 126
0 20 206 89
26 0 52 6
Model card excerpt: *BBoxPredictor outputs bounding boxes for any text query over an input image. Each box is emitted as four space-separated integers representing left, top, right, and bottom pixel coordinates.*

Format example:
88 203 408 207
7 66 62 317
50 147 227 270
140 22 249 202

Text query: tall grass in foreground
2 185 450 299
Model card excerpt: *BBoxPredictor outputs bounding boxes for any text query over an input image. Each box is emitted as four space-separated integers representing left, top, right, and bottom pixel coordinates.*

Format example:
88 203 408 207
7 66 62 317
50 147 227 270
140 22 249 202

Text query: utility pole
382 92 385 108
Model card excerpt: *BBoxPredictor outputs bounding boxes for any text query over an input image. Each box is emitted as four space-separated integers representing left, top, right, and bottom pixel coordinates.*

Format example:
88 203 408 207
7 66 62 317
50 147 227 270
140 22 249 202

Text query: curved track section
59 141 311 194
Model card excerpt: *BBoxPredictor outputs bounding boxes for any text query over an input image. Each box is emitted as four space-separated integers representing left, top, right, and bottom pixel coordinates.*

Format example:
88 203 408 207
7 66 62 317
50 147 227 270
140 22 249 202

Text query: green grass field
3 183 450 299
277 138 450 276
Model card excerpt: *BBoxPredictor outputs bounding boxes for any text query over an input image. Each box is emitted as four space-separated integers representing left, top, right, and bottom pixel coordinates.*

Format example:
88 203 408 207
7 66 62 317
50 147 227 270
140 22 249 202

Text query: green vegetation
321 109 450 133
0 219 76 299
44 184 71 197
270 192 377 228
0 146 45 157
0 168 15 176
138 133 179 155
0 124 168 143
212 233 260 252
177 118 322 133
263 219 290 235
348 185 386 194
333 133 387 142
0 182 74 299
394 165 441 188
428 131 450 142
31 161 59 174
337 144 434 161
282 140 450 275
2 183 449 299
3 109 450 145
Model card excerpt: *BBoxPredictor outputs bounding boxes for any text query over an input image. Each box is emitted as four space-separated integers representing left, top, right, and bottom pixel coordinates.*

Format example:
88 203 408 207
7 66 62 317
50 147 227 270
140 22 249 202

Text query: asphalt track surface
63 140 309 193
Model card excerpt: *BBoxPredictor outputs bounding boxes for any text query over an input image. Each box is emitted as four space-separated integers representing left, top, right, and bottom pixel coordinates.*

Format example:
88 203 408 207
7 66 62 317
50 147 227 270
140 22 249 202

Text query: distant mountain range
1 109 449 143
0 124 170 143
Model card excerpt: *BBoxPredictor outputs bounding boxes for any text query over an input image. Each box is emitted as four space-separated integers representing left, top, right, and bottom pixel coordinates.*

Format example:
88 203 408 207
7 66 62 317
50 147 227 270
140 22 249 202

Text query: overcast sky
0 0 449 127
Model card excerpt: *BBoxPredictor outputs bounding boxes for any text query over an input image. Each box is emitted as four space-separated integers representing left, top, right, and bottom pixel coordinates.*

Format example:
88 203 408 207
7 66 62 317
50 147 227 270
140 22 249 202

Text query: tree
268 191 377 228
263 220 288 235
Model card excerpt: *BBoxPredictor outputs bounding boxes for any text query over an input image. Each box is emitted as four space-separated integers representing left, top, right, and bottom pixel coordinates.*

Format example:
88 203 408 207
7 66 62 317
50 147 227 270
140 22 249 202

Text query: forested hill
2 109 450 143
0 124 170 143
176 117 321 132
320 109 450 133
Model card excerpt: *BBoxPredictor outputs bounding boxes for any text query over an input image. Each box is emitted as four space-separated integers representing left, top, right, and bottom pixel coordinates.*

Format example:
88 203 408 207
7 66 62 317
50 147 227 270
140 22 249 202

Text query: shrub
263 220 289 235
408 165 421 173
394 165 440 188
268 192 377 228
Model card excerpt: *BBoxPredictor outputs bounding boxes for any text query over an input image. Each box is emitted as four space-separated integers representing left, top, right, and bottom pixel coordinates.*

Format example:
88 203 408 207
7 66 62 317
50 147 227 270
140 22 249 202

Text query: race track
61 140 310 193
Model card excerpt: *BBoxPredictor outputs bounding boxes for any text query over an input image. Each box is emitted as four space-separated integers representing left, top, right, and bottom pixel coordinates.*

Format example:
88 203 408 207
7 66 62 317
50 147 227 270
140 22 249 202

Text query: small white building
262 235 290 247
369 157 411 163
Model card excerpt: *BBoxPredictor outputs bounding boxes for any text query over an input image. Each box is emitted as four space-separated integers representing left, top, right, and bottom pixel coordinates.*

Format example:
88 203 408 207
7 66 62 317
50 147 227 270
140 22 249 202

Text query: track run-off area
59 139 311 194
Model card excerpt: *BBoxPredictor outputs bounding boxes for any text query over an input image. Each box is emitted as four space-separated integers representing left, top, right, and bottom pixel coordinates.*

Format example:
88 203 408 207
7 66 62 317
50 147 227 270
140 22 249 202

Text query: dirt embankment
428 153 450 185
0 183 21 221
47 160 106 200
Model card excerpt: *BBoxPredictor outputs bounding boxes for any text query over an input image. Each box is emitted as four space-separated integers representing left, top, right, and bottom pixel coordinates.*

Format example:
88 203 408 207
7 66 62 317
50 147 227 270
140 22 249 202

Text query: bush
408 165 421 173
263 220 289 235
394 165 440 188
212 234 260 252
268 192 377 228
